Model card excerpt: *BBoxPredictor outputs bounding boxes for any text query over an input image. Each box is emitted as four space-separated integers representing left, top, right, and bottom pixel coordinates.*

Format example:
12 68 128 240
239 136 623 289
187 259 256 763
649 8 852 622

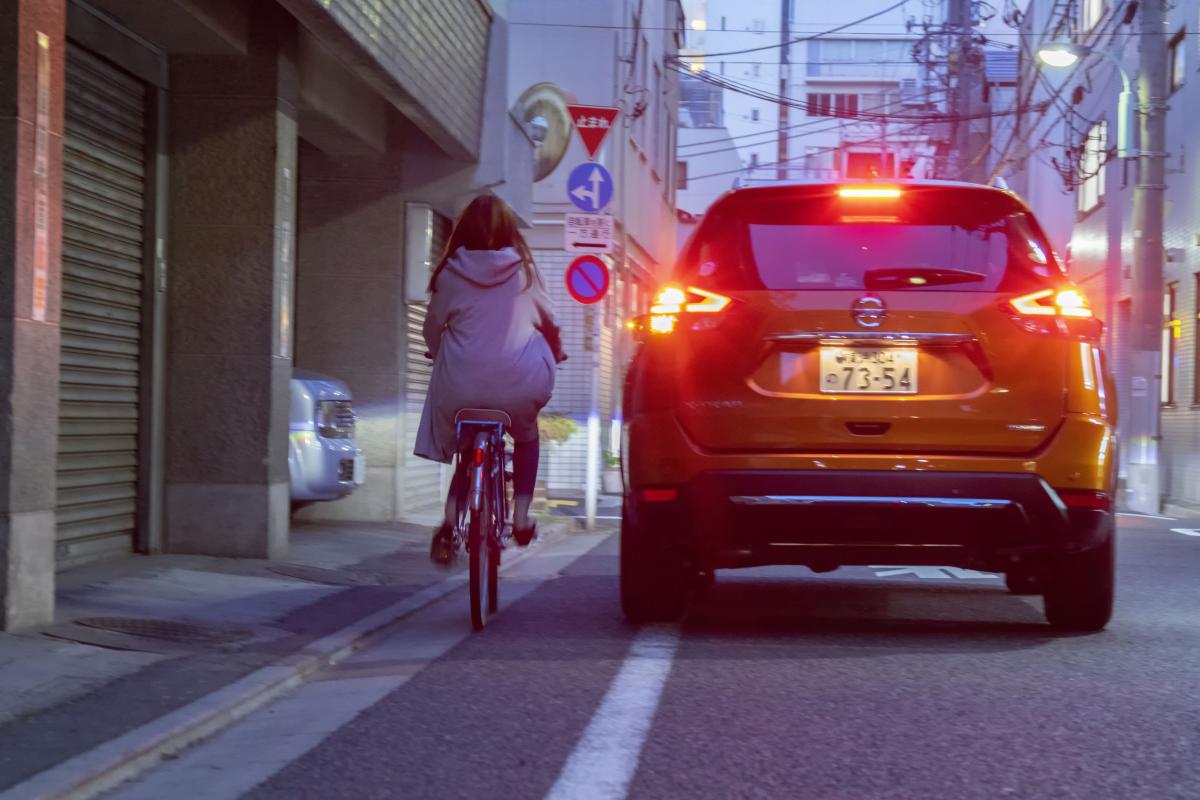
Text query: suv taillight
632 285 731 338
1006 288 1102 340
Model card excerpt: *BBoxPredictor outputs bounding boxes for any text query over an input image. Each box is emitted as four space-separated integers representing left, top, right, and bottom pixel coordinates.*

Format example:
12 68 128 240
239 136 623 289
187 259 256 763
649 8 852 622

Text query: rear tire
1043 523 1114 633
487 530 500 614
469 486 491 631
620 513 686 623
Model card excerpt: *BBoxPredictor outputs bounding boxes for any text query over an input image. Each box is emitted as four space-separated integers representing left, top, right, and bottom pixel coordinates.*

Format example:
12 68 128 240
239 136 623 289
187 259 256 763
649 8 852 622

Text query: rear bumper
630 470 1110 569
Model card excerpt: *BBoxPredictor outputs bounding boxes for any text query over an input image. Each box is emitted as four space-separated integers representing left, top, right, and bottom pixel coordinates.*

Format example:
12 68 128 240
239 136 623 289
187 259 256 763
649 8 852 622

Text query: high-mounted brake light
1010 288 1094 319
837 186 902 199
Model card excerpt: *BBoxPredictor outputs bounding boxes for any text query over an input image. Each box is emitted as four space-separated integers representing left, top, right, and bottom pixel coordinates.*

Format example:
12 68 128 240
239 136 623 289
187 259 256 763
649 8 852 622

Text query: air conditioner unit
899 78 926 107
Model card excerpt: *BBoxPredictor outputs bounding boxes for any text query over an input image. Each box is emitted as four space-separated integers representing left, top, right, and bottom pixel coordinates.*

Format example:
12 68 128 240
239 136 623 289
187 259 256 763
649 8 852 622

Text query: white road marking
1118 512 1178 521
106 534 612 800
1170 528 1200 537
545 627 680 800
872 566 999 580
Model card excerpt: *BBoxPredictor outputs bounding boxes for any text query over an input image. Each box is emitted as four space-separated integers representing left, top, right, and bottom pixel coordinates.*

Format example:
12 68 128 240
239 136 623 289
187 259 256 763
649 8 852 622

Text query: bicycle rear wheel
469 467 492 631
487 529 500 614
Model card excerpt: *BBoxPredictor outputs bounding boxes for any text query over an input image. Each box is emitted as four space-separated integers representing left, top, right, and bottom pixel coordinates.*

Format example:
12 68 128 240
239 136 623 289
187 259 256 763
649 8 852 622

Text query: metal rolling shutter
401 213 452 516
56 45 147 568
401 303 443 515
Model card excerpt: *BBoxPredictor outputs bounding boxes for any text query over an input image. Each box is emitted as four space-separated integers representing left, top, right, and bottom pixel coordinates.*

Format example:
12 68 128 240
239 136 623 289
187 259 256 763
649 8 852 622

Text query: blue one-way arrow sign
567 162 613 213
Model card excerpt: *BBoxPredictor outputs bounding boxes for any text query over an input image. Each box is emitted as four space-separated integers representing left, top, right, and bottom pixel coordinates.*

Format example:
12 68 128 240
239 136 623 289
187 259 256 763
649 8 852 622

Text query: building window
750 108 760 122
1080 0 1105 31
1164 284 1178 406
677 160 688 190
1077 121 1107 214
806 93 858 118
835 94 859 118
1170 29 1186 92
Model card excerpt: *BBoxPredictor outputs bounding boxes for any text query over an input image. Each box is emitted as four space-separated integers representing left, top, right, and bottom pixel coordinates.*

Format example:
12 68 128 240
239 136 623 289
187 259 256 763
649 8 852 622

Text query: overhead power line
677 0 912 60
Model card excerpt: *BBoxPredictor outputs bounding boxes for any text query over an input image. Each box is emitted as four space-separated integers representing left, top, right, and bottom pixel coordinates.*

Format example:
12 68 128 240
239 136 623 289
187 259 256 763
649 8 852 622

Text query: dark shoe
430 523 456 567
512 521 537 547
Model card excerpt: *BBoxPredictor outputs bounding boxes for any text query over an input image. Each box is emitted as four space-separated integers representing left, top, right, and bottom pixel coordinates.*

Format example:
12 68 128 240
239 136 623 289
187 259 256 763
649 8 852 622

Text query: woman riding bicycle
416 194 566 566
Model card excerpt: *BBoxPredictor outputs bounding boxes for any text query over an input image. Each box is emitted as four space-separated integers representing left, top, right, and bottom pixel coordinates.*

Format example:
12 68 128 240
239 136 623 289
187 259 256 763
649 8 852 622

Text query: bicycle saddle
455 408 512 427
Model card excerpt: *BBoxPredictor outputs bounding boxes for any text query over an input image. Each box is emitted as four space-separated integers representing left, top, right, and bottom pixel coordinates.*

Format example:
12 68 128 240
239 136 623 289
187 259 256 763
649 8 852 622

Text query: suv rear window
681 187 1063 293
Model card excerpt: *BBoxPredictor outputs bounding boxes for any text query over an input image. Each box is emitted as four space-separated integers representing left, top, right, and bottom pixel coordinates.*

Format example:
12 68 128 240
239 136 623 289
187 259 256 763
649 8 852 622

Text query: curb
1 521 573 800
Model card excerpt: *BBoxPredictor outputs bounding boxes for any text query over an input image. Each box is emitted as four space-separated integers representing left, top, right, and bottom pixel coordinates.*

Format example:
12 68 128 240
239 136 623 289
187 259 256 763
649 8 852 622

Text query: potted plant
602 452 623 494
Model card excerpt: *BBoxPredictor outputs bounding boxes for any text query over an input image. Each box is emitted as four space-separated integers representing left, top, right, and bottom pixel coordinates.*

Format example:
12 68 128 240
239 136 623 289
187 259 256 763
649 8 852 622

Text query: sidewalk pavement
0 515 572 797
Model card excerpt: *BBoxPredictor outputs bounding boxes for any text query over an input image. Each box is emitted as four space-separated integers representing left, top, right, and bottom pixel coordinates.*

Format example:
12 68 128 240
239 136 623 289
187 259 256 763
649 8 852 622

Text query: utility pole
1127 0 1169 513
948 0 984 181
777 0 791 180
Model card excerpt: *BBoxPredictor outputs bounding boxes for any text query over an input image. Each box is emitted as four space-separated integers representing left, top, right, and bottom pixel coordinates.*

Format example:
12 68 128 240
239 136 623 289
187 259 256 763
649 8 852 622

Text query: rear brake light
1056 490 1111 511
639 285 731 337
1007 288 1101 341
473 447 484 466
837 186 902 199
651 285 731 315
640 488 678 503
1010 288 1094 318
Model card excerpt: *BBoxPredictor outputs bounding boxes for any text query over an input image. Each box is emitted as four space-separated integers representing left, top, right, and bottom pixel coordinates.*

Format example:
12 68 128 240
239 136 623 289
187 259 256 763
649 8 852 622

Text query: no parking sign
565 255 609 305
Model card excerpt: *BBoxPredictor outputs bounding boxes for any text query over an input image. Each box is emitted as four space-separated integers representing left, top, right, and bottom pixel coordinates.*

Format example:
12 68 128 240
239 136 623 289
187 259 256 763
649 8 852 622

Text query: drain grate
74 617 254 645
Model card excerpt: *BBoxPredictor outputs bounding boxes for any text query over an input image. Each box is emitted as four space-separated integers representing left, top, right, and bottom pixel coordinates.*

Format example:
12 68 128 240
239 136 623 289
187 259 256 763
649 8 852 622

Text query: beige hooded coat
415 247 559 463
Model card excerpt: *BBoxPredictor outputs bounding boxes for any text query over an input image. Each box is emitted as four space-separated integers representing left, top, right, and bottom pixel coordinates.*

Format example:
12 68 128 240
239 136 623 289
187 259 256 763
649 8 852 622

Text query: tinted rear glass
681 187 1062 292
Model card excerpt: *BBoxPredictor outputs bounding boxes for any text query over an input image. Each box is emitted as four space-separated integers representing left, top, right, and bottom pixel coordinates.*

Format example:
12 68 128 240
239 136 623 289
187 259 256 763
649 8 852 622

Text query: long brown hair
429 194 541 292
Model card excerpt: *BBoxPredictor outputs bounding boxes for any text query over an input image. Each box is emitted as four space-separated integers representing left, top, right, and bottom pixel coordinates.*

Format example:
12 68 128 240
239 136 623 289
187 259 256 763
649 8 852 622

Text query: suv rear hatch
658 184 1091 455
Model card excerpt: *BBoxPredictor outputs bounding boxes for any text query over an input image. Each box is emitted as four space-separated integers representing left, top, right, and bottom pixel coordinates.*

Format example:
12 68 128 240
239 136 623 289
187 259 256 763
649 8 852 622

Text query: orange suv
622 181 1117 631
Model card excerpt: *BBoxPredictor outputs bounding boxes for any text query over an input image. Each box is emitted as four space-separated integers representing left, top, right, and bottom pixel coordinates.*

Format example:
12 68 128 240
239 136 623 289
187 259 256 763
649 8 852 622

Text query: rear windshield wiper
864 267 988 290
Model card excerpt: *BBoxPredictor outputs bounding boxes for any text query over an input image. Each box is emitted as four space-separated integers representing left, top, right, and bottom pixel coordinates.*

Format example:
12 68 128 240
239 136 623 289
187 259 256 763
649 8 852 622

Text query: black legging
511 435 539 503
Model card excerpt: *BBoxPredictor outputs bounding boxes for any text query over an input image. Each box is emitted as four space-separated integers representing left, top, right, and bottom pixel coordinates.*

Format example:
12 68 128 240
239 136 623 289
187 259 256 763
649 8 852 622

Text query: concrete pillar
294 142 406 522
0 0 65 629
163 4 297 558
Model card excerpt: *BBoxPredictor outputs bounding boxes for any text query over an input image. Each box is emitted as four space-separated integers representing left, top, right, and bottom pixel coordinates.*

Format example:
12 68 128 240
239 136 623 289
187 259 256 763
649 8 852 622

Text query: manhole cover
267 564 383 586
75 617 254 645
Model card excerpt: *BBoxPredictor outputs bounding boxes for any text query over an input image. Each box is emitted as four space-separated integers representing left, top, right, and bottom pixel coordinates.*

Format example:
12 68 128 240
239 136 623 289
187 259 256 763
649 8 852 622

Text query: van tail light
1055 489 1111 511
1007 288 1102 341
635 285 732 339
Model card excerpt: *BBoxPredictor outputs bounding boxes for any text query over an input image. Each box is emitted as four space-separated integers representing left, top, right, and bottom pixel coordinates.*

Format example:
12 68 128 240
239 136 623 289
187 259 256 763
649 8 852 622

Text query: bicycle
450 408 513 630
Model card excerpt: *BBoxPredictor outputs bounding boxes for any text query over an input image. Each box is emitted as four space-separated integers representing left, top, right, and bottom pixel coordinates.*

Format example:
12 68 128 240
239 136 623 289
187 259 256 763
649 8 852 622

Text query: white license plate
353 455 366 485
819 348 918 394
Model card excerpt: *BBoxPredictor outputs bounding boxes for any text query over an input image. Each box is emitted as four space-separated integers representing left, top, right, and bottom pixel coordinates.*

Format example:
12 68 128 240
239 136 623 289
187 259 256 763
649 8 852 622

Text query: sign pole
585 306 601 531
564 106 620 531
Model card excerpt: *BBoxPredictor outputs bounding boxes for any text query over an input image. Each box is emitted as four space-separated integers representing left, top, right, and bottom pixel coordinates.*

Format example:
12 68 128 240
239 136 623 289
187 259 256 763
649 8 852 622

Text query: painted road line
872 566 999 580
545 627 680 800
1118 512 1178 521
106 534 612 800
1170 528 1200 537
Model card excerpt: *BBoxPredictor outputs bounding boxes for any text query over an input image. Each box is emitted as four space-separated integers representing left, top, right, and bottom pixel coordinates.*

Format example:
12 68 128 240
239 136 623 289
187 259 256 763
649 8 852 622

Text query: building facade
689 0 942 186
508 0 683 495
1003 0 1200 514
0 0 534 629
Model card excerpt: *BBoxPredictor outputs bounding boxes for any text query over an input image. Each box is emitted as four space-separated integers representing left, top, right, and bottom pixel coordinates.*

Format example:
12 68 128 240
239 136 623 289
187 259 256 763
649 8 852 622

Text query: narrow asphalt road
107 513 1200 799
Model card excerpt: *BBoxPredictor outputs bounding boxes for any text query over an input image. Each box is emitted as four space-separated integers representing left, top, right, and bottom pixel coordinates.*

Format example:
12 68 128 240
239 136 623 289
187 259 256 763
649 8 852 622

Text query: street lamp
1036 41 1135 158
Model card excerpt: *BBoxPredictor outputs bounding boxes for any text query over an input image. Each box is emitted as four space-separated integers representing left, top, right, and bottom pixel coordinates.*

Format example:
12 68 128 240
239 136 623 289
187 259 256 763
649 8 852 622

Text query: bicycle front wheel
468 477 491 631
